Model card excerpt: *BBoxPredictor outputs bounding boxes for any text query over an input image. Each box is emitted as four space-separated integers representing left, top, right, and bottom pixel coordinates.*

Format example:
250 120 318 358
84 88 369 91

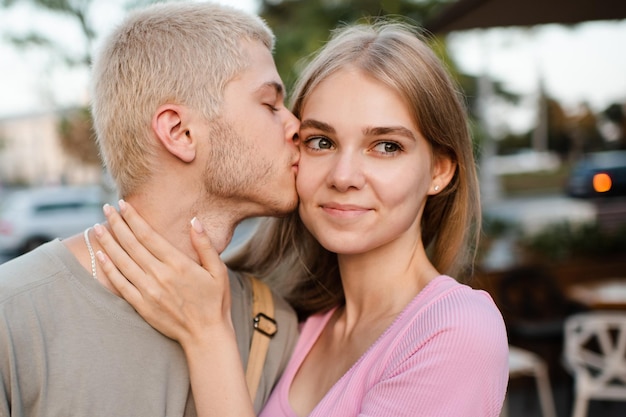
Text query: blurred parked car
565 150 626 198
0 185 107 258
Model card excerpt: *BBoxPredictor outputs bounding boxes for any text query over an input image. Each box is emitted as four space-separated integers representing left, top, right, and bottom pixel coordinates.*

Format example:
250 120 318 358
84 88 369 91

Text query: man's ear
152 104 196 163
428 155 457 195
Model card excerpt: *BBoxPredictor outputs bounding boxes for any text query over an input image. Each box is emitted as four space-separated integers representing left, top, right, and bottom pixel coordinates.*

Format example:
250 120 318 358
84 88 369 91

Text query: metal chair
563 312 626 417
501 346 557 417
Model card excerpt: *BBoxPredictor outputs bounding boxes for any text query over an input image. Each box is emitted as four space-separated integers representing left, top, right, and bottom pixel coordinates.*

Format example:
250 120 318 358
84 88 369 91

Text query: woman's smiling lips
320 203 372 218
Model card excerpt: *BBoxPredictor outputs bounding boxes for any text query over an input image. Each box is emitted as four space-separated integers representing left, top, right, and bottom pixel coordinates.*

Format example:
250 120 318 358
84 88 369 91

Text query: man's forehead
231 40 285 94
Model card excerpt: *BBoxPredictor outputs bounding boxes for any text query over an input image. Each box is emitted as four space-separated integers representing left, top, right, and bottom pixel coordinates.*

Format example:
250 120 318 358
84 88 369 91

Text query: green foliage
482 215 519 239
58 106 100 166
520 221 626 262
605 103 625 123
1 0 156 66
497 132 533 155
259 0 450 92
603 102 626 149
2 0 97 66
258 0 519 166
0 0 155 165
498 165 571 197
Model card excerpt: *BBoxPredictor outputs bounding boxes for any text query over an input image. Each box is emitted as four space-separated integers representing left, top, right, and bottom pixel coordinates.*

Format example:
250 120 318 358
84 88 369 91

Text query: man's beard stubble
201 119 295 215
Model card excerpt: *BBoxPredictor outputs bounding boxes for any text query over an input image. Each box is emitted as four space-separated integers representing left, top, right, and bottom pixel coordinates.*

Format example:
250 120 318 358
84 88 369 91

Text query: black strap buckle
253 313 277 338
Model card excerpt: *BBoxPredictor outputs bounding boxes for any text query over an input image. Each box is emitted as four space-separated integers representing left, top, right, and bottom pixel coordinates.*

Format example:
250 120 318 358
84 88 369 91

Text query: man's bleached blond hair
91 2 274 197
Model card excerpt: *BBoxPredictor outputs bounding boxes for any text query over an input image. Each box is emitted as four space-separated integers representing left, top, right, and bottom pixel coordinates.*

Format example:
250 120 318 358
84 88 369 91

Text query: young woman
94 21 509 417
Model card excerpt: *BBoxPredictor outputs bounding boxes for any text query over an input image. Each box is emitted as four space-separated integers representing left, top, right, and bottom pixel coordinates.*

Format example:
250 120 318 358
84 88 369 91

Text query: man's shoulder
226 269 299 410
0 240 70 302
227 268 248 294
227 269 296 318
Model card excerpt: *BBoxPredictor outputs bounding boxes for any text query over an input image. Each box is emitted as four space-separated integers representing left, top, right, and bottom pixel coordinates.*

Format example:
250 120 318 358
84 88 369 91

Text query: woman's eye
373 141 401 154
305 136 334 150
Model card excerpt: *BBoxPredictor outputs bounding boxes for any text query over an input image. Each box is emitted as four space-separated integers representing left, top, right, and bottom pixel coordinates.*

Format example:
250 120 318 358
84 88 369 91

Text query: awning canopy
425 0 626 33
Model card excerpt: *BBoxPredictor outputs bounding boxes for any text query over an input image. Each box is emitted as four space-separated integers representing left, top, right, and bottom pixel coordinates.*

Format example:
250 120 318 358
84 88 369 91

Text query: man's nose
284 111 300 144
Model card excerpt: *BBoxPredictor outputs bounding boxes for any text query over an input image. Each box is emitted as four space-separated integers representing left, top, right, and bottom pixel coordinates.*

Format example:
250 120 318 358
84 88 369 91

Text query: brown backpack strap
246 276 277 402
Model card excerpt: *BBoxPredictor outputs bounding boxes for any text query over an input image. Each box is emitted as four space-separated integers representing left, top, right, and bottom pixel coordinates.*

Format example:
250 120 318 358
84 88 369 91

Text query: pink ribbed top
260 275 509 417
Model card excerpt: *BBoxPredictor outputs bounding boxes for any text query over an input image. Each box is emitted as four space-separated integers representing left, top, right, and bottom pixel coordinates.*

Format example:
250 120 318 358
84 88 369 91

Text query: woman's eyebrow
364 126 417 141
300 119 336 133
300 121 416 141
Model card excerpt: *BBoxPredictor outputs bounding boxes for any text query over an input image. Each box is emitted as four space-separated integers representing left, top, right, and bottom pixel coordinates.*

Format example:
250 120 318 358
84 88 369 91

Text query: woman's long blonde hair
227 21 480 320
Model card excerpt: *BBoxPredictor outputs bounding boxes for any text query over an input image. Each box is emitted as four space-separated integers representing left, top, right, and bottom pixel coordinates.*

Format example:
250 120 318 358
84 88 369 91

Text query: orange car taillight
593 173 612 193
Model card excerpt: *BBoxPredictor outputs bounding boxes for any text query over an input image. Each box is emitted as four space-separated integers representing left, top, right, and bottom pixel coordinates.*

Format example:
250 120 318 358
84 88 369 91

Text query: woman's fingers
94 215 213 342
190 218 227 282
93 246 144 309
93 222 150 291
102 203 166 276
92 204 233 344
115 200 187 266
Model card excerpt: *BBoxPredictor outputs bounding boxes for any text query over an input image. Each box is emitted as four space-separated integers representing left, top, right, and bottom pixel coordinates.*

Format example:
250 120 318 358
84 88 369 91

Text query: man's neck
63 189 242 298
124 194 239 260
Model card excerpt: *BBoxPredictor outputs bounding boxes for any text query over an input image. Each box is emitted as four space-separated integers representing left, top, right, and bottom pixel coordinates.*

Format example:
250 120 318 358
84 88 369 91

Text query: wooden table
566 278 626 310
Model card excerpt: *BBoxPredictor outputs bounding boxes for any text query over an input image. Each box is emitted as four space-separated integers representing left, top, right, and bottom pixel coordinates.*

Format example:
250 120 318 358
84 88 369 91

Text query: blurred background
1 1 626 415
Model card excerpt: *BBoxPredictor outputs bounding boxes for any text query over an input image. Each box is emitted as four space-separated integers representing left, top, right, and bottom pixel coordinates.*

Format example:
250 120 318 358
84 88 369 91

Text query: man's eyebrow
364 126 417 141
300 119 336 134
258 81 285 98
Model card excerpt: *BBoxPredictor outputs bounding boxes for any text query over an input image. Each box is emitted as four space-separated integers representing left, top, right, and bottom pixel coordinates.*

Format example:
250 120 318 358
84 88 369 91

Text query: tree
58 107 100 165
1 0 155 166
604 102 626 149
544 97 571 159
259 0 449 91
2 0 96 67
258 0 522 160
572 103 604 153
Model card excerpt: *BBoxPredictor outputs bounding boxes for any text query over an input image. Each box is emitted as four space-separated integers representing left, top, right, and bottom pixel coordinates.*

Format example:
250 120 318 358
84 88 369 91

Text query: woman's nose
327 151 365 192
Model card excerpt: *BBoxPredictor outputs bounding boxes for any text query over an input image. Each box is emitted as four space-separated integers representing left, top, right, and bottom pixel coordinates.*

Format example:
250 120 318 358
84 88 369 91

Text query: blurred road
478 194 625 272
594 197 626 230
0 217 263 266
484 194 597 235
484 195 626 234
2 195 624 266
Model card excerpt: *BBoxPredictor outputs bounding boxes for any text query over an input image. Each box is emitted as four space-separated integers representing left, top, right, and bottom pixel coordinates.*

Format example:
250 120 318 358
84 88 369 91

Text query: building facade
0 109 102 187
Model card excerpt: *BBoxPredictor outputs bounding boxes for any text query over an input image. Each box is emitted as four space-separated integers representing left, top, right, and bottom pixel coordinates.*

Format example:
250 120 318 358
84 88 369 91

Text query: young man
0 2 300 416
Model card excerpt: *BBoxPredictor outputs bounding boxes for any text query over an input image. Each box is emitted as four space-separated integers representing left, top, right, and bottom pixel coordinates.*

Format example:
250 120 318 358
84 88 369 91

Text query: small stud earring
434 185 440 192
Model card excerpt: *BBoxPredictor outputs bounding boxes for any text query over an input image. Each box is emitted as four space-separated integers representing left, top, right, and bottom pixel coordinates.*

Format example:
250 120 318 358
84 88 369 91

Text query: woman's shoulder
419 275 503 319
373 276 509 416
398 275 508 351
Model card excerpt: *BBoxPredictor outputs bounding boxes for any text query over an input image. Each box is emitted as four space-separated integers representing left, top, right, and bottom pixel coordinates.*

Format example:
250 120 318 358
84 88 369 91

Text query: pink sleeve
359 291 509 417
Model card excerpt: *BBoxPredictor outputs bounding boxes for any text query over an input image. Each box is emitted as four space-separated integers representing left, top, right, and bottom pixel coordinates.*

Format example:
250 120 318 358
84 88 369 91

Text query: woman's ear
428 155 457 195
152 104 196 163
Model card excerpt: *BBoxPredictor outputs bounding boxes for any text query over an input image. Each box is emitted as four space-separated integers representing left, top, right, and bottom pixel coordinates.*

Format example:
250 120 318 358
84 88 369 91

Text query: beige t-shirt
0 240 298 416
